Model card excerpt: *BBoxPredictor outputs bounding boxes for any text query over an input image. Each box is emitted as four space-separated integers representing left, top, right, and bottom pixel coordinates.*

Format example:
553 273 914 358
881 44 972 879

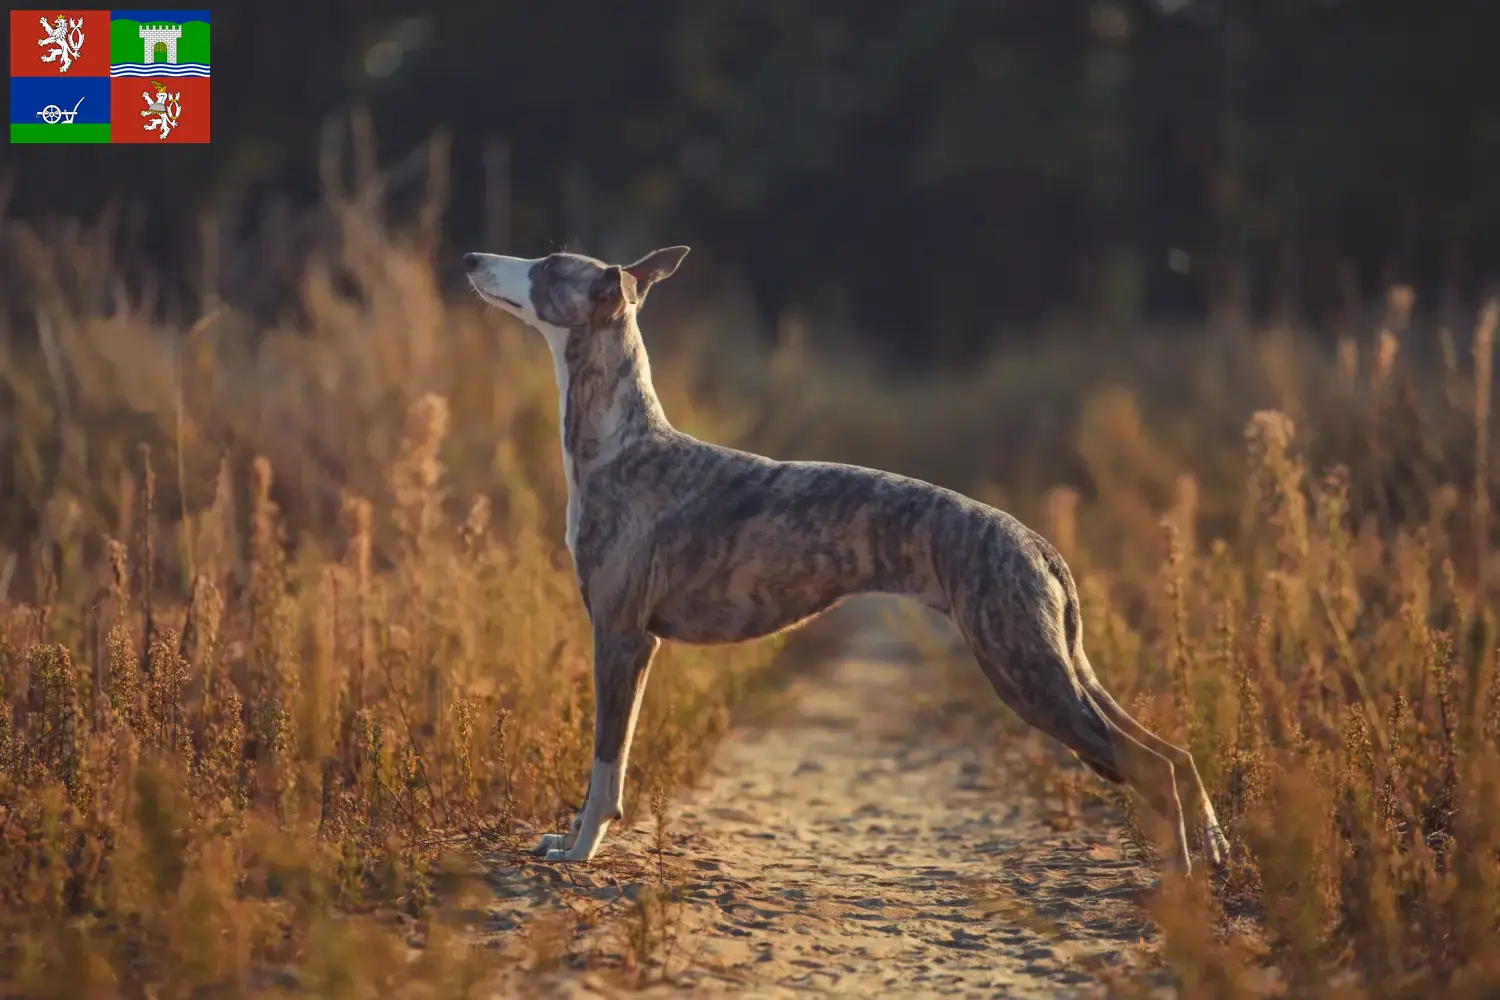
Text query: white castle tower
138 24 182 65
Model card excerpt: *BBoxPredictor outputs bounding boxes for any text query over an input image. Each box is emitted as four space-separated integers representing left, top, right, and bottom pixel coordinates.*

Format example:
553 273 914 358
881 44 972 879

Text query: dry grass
0 165 789 995
913 303 1500 996
3 141 1500 995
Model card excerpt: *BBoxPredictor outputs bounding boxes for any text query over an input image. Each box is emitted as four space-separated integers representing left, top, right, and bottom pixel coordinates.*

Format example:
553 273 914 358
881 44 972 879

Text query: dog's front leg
531 785 587 856
534 630 660 862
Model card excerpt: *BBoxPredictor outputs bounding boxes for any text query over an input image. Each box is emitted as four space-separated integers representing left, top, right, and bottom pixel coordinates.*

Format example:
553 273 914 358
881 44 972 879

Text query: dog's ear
623 246 690 304
590 265 638 326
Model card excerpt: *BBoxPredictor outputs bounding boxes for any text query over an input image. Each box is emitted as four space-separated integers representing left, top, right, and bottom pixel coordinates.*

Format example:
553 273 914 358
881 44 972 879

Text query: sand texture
482 600 1175 998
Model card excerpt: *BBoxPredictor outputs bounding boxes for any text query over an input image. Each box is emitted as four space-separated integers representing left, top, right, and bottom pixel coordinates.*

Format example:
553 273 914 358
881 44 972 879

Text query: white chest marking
539 326 581 562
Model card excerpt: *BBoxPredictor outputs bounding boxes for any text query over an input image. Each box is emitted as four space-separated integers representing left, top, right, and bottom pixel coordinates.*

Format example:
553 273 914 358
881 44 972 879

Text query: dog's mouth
473 284 525 311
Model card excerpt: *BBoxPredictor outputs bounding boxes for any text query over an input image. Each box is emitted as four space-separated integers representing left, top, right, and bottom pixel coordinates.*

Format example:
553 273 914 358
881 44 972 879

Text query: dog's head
463 247 689 338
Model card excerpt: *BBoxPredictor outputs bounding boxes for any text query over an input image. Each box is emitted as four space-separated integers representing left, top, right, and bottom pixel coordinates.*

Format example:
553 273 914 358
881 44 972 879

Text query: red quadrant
109 77 210 143
10 11 111 78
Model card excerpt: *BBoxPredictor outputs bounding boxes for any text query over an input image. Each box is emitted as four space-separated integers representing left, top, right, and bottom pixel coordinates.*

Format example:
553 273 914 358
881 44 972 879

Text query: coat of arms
37 14 86 73
140 81 182 139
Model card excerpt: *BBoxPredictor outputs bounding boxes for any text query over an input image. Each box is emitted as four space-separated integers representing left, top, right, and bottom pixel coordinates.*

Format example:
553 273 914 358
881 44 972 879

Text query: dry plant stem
1474 300 1497 594
2 149 1500 994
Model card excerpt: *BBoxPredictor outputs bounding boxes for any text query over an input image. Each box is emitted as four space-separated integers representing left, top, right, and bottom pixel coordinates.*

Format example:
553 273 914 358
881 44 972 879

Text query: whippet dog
462 246 1229 876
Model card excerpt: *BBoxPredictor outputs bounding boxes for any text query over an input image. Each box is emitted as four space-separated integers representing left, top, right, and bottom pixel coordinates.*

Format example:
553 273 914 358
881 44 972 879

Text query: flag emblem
36 14 87 73
9 9 209 143
139 80 182 139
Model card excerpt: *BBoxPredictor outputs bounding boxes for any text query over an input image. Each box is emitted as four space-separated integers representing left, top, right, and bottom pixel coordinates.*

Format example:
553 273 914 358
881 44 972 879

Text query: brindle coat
462 246 1229 875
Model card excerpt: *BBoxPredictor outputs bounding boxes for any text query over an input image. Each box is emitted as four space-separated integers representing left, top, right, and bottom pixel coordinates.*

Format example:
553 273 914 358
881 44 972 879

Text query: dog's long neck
557 313 671 476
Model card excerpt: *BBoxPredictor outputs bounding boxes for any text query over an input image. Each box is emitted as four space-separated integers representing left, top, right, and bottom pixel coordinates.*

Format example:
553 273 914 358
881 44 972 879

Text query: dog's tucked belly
644 536 947 645
646 585 856 645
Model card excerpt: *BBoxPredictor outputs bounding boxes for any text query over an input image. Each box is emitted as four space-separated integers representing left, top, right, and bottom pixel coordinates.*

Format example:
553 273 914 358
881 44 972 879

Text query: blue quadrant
110 10 211 22
9 77 112 126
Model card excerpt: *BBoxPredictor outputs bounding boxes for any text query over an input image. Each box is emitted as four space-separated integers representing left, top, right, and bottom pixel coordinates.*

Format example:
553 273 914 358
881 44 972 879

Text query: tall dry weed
4 132 1500 995
0 167 788 994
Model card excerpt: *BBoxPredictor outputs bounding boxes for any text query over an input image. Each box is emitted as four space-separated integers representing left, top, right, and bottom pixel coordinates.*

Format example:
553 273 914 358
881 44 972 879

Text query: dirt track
483 600 1173 998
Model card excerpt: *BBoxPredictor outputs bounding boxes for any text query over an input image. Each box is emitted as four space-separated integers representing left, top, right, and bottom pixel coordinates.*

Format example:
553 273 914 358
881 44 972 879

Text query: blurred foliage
6 0 1500 366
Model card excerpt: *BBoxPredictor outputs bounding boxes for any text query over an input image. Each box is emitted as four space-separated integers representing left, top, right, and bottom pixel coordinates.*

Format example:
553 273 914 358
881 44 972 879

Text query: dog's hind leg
535 630 660 862
1074 653 1231 867
975 648 1194 875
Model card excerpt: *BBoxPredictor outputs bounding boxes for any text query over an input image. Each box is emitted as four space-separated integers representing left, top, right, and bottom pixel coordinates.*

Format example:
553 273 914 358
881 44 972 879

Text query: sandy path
487 602 1170 998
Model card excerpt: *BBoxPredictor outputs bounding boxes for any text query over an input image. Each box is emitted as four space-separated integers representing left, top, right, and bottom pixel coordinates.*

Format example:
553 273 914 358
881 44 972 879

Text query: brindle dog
463 246 1229 875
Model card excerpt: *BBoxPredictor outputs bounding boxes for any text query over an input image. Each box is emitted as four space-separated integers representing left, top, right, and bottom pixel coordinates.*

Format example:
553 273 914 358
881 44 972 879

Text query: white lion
141 82 182 140
37 15 85 74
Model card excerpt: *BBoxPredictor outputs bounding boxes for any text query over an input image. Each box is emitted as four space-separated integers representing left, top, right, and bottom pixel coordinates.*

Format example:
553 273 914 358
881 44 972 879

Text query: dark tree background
7 0 1500 370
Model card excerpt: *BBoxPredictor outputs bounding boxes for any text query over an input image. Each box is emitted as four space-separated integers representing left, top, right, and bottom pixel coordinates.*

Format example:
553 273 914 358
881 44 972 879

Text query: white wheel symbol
39 105 63 124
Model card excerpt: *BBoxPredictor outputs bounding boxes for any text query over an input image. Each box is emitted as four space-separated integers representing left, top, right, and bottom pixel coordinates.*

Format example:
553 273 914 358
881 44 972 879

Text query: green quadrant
11 123 112 144
109 19 210 64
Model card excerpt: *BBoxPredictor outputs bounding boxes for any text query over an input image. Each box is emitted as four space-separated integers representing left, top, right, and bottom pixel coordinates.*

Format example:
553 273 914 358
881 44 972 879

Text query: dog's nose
462 253 480 273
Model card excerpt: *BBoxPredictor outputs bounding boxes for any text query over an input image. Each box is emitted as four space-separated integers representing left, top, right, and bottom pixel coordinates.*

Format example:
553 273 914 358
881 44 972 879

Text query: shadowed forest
4 1 1500 997
10 1 1500 359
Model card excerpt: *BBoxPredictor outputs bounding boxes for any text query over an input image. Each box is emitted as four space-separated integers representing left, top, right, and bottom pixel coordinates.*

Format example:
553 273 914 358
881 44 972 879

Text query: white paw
543 847 593 863
531 833 568 855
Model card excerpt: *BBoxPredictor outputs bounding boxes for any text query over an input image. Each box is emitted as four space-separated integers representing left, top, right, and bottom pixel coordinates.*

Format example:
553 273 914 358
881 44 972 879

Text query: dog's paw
543 847 592 863
531 833 567 856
